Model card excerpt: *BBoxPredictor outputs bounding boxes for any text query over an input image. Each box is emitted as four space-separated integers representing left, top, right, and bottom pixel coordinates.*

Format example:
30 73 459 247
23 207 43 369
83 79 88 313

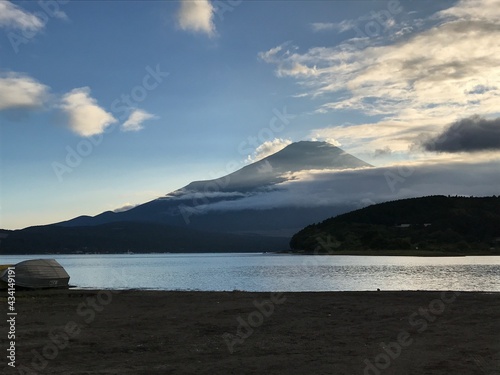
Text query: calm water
2 253 500 292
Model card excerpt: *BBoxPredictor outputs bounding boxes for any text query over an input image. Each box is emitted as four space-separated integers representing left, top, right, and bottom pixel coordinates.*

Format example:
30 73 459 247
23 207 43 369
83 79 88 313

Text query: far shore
2 249 500 257
283 249 500 256
1 290 499 374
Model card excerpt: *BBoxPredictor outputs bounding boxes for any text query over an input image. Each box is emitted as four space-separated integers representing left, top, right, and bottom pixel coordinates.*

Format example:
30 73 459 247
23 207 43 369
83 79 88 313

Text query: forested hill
290 196 500 254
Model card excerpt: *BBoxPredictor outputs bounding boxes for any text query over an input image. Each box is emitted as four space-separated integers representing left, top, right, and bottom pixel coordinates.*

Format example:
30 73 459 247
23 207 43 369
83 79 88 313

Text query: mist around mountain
290 196 500 255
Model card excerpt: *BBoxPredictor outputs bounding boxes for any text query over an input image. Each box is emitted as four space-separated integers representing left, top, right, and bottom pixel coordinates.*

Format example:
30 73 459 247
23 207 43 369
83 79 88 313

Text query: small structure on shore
0 259 70 289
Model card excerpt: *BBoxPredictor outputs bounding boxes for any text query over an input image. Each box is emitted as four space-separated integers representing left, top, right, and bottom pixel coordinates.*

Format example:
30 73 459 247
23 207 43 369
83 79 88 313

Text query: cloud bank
423 115 500 152
188 159 500 213
177 0 215 36
60 87 117 137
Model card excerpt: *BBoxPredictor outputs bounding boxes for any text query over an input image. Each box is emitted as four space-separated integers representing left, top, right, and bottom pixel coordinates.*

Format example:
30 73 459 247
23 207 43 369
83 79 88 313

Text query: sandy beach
1 290 499 374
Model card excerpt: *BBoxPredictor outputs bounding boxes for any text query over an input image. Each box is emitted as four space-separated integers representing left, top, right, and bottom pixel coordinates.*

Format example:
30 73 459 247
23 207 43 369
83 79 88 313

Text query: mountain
0 141 372 254
53 141 371 234
290 195 500 254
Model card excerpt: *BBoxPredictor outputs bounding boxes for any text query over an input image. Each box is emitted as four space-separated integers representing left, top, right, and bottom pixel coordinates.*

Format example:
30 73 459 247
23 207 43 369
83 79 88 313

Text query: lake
2 253 500 291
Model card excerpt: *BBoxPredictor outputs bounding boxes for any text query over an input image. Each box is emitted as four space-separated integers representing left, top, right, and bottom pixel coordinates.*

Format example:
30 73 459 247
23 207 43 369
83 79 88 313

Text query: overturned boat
0 259 70 289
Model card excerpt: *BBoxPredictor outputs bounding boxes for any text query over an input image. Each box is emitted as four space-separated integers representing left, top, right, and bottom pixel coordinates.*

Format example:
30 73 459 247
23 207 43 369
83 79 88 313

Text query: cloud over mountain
247 138 292 163
189 159 500 213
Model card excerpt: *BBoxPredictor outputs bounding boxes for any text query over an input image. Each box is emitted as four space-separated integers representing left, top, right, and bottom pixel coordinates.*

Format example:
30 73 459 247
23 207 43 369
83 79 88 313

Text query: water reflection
2 254 500 291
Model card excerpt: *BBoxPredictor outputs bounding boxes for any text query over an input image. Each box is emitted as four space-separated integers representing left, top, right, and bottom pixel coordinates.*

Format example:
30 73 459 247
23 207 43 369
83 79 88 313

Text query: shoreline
2 290 499 374
2 250 500 256
282 249 500 256
65 286 500 301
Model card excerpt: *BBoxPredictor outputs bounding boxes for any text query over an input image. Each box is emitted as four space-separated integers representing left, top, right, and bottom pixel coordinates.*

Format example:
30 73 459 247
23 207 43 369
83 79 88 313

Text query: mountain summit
182 141 371 193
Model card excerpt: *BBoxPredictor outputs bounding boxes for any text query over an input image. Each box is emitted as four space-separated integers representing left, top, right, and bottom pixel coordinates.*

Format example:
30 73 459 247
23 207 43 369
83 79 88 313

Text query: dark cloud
373 146 392 158
423 115 500 152
465 85 496 95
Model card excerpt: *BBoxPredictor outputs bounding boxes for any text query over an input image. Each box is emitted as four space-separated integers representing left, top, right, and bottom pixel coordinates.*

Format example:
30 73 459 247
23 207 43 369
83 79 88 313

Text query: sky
1 0 499 229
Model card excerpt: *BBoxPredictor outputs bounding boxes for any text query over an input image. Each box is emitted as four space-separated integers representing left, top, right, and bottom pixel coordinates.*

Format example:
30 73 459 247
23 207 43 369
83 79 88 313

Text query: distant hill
290 196 500 254
0 222 288 254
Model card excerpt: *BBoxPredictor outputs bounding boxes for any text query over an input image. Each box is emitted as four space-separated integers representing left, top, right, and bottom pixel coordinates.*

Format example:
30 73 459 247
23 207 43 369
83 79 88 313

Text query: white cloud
194 158 500 212
260 0 500 158
438 0 500 22
310 136 342 147
277 63 318 78
325 138 341 147
0 1 45 31
246 138 292 163
162 190 247 201
311 20 356 33
258 44 286 63
0 72 49 110
113 203 137 213
177 0 215 36
121 109 157 132
60 87 117 137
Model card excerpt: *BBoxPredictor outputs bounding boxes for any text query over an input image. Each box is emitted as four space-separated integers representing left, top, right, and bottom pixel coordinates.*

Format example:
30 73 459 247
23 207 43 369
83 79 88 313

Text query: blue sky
1 0 500 229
